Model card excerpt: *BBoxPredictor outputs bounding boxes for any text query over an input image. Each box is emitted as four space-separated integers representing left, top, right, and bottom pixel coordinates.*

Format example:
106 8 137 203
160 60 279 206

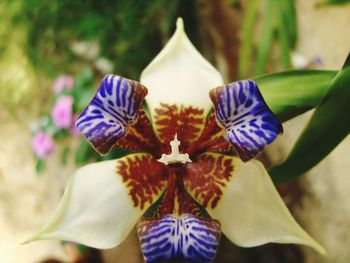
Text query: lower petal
137 214 221 263
185 153 325 254
24 154 166 249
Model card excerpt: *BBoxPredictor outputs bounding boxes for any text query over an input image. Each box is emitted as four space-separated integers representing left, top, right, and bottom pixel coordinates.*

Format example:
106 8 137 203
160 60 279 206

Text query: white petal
24 157 162 249
207 158 326 254
140 17 223 116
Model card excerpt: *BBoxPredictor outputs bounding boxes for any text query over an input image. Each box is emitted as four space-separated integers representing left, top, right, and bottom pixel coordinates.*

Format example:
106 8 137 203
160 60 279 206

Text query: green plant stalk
254 0 274 75
238 0 260 79
277 1 292 69
280 0 297 48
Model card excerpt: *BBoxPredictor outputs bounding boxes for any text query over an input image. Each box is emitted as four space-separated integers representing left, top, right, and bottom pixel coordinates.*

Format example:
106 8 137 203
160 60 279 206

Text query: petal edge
210 158 325 254
25 154 166 249
185 153 325 254
141 18 223 118
210 80 283 161
76 74 147 155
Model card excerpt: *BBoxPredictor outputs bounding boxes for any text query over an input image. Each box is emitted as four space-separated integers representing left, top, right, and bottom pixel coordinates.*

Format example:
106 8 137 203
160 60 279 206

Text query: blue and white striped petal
210 80 282 161
137 214 221 263
76 74 147 155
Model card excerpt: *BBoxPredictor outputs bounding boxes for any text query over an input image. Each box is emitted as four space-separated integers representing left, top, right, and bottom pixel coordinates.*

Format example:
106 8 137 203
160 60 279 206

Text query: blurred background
0 0 349 262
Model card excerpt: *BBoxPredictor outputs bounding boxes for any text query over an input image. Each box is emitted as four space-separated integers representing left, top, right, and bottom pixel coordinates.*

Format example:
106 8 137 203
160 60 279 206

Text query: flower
31 131 54 159
26 18 325 262
51 96 74 129
52 75 74 94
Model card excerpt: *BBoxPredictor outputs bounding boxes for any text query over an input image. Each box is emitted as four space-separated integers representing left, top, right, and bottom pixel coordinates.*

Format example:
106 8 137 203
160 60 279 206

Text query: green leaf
276 1 292 69
61 146 70 165
36 159 45 173
316 0 350 6
254 70 337 122
342 52 350 69
254 0 274 75
238 0 260 78
75 139 96 165
279 0 297 49
98 147 130 161
270 56 350 184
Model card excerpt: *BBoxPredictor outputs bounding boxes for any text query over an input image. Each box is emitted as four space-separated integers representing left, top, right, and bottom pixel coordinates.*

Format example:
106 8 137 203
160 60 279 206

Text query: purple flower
53 75 74 94
31 131 54 159
51 96 74 128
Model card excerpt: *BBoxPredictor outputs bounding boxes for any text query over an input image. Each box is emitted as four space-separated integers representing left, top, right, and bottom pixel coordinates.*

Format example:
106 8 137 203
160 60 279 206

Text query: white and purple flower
26 18 325 262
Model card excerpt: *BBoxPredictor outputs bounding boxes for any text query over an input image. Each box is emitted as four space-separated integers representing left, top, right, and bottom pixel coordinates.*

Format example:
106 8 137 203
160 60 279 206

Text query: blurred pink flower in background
51 96 73 128
52 75 74 94
31 131 54 159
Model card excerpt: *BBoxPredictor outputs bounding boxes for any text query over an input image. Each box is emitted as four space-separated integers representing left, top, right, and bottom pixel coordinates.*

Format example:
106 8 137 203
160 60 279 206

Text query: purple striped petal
76 74 147 155
210 80 282 161
137 214 220 263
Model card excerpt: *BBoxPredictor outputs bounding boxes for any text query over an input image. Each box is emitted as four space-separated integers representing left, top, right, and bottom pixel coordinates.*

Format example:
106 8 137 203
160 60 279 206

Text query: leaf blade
254 0 274 75
254 70 337 122
238 0 260 79
270 61 350 184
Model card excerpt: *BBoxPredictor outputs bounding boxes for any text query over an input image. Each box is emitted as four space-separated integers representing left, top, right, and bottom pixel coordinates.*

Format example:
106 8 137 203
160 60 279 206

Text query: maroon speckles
156 165 200 218
184 153 234 209
116 109 162 157
118 154 166 209
154 104 205 151
116 104 236 216
187 112 233 156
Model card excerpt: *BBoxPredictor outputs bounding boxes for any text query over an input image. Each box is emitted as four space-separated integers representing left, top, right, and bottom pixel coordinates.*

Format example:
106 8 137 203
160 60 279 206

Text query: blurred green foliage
2 0 350 183
317 0 350 6
256 70 337 122
3 0 182 79
239 0 297 78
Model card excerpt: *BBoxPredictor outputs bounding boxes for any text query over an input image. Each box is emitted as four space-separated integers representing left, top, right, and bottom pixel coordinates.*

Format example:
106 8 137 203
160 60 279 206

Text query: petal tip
311 241 327 255
141 18 223 115
176 17 184 31
21 232 43 245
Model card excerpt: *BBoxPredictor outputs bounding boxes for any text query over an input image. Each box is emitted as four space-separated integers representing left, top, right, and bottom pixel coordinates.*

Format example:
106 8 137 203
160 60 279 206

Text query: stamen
158 134 191 165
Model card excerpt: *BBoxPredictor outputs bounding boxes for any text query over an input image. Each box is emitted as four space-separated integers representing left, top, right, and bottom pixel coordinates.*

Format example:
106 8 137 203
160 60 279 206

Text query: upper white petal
24 158 153 249
140 18 223 115
207 158 326 254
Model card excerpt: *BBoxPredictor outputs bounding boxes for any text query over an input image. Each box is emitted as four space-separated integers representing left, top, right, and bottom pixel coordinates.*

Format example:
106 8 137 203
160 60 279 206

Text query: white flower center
158 134 192 165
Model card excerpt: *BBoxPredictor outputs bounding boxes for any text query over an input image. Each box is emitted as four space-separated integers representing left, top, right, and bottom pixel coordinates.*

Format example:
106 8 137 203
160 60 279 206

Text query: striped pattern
210 80 282 161
137 214 220 263
76 75 147 155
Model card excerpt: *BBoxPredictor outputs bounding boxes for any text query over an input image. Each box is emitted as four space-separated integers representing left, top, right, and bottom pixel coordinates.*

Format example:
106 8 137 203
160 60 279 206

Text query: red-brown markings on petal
187 112 232 156
184 153 234 209
156 165 200 218
117 154 166 210
116 109 162 157
153 104 206 151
